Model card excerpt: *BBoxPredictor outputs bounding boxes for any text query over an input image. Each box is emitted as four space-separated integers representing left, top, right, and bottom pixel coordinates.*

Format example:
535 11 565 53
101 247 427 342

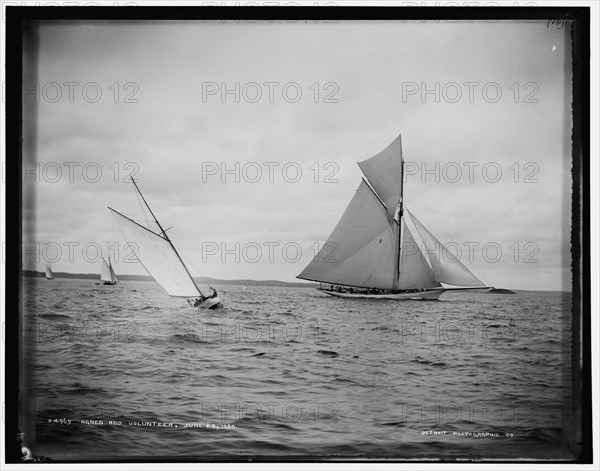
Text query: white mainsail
298 134 486 293
100 258 112 282
45 263 54 280
109 181 205 299
110 208 201 298
101 257 118 284
298 179 397 289
108 260 118 284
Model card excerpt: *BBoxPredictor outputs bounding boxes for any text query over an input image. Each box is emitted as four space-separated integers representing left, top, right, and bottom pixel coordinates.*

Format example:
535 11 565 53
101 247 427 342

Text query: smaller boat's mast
105 242 116 283
130 179 203 297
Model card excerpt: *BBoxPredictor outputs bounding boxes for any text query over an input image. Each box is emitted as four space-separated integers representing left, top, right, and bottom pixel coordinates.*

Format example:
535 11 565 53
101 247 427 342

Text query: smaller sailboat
100 255 118 285
109 180 221 309
45 263 54 280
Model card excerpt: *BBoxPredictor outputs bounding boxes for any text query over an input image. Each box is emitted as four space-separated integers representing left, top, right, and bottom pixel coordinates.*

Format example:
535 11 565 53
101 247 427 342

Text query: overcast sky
23 19 572 291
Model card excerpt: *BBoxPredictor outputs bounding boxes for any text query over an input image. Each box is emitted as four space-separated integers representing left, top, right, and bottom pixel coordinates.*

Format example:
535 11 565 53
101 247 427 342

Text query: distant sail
110 209 201 297
45 263 54 280
101 257 118 284
298 179 397 289
108 260 118 283
407 209 485 287
100 258 112 282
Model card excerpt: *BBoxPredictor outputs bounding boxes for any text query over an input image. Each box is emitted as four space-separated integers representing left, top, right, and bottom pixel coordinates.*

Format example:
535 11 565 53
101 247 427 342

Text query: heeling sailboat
100 255 118 285
297 135 492 300
45 263 54 280
108 180 221 309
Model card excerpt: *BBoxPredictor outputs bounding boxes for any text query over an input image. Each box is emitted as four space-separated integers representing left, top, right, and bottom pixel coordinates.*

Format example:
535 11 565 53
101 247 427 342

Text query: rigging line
144 208 213 291
120 212 153 227
135 190 155 232
133 181 162 235
406 177 492 287
403 210 435 271
132 179 162 232
359 177 390 219
169 236 213 291
108 207 167 239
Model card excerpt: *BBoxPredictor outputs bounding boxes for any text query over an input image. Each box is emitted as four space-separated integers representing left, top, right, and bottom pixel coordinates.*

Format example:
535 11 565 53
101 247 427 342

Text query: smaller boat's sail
407 209 486 287
100 258 112 282
45 263 54 280
110 208 202 297
108 260 118 284
101 257 118 284
109 179 215 304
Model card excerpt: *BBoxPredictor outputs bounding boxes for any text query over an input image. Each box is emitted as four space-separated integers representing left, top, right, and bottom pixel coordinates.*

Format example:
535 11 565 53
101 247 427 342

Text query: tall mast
130 179 204 297
393 136 404 291
132 179 169 239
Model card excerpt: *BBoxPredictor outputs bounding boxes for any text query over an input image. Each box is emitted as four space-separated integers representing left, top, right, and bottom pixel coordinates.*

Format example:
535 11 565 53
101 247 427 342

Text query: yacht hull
197 295 222 309
319 288 445 300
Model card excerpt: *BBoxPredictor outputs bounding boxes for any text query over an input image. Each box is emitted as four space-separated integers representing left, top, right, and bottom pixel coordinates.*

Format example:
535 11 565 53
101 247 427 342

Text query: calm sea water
20 277 577 461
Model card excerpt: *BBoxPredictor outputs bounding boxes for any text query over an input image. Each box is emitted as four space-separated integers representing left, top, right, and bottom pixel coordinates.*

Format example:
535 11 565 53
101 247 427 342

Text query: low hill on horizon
22 270 317 288
21 271 571 293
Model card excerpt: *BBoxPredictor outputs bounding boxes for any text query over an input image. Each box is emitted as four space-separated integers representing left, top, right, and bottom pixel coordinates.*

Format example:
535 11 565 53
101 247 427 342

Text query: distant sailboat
45 263 54 280
100 255 118 285
297 135 492 300
108 180 221 309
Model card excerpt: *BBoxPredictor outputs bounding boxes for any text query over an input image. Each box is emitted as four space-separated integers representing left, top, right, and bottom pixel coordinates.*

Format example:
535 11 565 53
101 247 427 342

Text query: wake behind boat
108 180 221 309
297 135 492 300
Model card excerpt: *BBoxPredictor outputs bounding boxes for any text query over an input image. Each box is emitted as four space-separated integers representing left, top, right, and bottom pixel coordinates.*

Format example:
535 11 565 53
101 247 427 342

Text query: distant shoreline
22 270 317 289
21 270 571 293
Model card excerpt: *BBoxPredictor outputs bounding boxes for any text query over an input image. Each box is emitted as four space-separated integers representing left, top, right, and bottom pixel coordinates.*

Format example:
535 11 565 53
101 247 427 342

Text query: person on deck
189 295 207 307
